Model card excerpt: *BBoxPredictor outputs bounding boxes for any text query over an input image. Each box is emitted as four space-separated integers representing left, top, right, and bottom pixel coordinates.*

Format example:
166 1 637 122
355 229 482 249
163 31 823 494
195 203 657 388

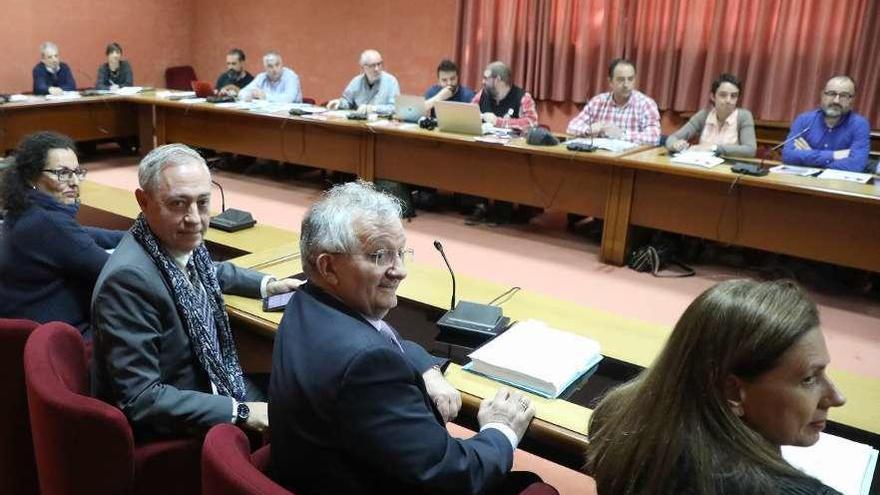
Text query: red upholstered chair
0 318 40 495
202 423 291 495
520 482 561 494
165 65 198 90
24 321 202 495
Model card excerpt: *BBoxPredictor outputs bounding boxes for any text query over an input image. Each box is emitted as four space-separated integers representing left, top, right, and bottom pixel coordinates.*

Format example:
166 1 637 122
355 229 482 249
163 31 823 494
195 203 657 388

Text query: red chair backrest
202 424 292 495
520 482 561 495
165 65 198 91
0 318 40 495
24 321 135 495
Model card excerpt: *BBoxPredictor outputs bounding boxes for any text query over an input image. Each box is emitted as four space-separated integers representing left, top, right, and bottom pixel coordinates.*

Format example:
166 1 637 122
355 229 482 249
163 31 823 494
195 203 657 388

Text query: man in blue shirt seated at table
782 75 870 172
327 49 400 115
238 51 302 103
32 42 76 96
423 59 476 117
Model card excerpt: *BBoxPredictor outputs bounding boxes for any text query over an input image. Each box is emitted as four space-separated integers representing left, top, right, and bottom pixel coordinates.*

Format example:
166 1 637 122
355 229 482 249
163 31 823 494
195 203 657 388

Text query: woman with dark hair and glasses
666 73 757 157
96 42 133 90
585 279 846 494
0 131 125 338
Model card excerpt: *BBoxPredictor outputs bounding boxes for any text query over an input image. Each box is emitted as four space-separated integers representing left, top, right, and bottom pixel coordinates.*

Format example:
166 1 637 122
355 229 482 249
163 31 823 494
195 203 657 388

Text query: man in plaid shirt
566 58 660 145
471 61 539 132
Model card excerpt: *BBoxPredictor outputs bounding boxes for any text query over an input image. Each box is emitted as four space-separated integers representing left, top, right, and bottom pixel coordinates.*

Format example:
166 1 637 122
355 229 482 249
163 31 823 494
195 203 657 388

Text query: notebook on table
463 319 603 399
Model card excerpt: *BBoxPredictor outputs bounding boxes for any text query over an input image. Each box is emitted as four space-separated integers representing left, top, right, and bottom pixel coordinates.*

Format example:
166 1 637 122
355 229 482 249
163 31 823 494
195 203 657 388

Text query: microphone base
210 208 256 232
436 301 509 347
730 162 768 176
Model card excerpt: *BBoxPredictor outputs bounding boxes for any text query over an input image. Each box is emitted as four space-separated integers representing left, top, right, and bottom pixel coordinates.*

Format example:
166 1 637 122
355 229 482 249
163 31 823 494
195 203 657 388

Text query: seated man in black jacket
270 180 545 495
216 48 254 97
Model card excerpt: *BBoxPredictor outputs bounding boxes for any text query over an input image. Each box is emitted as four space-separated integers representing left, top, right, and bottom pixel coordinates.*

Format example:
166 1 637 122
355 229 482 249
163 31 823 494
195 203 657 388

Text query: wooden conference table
130 92 880 273
0 94 138 153
8 91 880 273
77 181 880 468
222 245 880 461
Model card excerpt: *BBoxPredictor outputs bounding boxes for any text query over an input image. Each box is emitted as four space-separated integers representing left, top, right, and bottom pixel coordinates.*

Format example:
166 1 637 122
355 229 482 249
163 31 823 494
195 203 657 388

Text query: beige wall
189 0 460 105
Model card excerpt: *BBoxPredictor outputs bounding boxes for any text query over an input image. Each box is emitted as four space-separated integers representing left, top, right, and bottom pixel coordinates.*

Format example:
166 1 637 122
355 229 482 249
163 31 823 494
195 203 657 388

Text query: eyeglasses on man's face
368 247 413 267
333 247 413 267
363 61 383 70
823 90 853 101
43 167 87 182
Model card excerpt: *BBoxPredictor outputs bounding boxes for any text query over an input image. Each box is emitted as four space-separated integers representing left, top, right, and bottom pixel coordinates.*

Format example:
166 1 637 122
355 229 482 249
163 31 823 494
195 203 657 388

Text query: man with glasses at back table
782 75 870 172
327 49 400 115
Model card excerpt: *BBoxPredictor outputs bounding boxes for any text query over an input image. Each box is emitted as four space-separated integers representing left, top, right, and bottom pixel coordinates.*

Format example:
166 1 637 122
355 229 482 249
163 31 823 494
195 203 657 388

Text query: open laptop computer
434 101 485 135
395 94 426 123
191 81 215 98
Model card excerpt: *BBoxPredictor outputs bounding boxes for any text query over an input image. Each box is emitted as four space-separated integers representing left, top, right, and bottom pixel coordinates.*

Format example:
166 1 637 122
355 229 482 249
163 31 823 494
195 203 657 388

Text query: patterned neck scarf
130 214 246 401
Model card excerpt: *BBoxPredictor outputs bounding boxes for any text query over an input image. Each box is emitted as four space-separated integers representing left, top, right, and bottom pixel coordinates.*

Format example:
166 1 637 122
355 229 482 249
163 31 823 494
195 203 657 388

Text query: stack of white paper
213 102 250 110
113 86 143 95
770 165 824 176
568 137 638 153
782 432 878 495
465 319 603 398
289 103 327 114
45 91 82 100
671 150 725 168
816 169 874 184
156 90 196 99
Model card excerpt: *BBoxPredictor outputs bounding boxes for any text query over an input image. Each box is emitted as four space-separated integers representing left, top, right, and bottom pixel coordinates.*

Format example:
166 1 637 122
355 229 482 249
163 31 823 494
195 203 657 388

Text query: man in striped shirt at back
567 58 660 145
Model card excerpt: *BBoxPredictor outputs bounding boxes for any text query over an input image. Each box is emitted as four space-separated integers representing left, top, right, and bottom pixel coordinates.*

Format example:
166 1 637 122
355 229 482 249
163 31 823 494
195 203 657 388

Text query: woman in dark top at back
0 131 124 338
95 42 133 90
585 279 846 494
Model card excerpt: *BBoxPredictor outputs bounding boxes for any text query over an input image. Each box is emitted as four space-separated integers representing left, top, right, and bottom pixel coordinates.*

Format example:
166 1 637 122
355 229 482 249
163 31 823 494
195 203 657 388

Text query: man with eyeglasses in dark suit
270 181 551 495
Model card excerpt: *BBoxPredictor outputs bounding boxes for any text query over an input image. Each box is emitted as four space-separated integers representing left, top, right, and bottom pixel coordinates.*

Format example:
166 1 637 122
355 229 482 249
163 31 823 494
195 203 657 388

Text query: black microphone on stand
758 125 812 169
433 240 456 310
731 125 812 176
433 239 507 345
76 68 97 91
208 176 256 232
212 180 228 213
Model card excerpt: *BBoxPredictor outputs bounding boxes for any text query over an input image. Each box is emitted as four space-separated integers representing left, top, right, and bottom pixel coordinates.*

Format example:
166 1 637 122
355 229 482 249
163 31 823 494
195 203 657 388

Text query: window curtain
455 0 879 127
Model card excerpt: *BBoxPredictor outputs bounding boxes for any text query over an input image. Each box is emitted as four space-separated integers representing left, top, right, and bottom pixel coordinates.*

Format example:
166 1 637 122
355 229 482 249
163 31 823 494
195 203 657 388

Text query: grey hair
263 51 282 65
40 42 58 57
485 61 512 85
300 180 402 276
138 143 208 192
359 49 382 66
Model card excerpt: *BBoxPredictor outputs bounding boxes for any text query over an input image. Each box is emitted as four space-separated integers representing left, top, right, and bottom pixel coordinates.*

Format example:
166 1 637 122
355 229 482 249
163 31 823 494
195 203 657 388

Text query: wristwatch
234 402 250 425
